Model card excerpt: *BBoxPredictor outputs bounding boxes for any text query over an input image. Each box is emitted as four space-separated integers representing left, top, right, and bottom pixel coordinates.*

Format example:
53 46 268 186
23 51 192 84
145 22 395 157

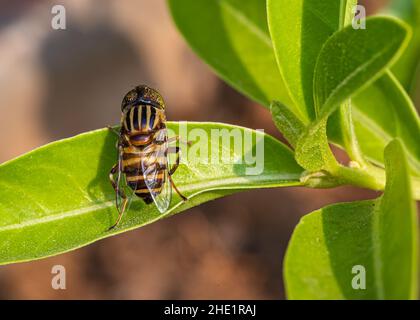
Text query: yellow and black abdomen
121 104 166 203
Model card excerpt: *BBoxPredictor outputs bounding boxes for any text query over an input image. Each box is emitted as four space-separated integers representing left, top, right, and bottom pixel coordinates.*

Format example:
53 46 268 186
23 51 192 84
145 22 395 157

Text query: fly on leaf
108 85 187 229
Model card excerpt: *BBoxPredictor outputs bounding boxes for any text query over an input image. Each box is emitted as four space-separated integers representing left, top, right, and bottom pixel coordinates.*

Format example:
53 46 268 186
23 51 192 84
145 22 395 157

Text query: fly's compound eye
126 91 137 102
121 90 138 111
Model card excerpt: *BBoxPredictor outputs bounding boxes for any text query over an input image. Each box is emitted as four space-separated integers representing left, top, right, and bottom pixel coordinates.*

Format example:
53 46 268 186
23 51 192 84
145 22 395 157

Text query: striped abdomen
122 147 167 203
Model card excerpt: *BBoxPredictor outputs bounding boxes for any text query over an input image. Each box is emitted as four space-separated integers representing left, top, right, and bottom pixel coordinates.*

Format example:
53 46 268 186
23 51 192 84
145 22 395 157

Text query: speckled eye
126 91 137 102
121 90 138 111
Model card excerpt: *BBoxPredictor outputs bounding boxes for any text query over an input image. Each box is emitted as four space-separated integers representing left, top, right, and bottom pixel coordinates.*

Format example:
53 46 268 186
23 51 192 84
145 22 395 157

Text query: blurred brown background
0 0 414 299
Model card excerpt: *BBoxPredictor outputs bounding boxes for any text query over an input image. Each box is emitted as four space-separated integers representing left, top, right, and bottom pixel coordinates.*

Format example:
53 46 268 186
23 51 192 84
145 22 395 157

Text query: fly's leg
167 136 191 146
168 174 187 202
167 146 187 201
107 126 120 136
108 164 128 230
168 146 181 176
107 126 131 149
109 197 128 230
109 164 122 197
155 131 188 201
166 135 190 176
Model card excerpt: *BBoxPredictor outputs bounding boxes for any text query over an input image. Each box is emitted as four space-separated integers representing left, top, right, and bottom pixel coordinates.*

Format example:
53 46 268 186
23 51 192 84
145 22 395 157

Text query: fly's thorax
122 104 165 144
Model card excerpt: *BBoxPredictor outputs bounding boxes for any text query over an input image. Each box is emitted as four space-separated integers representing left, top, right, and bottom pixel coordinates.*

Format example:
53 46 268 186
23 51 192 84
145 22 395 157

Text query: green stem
338 101 368 166
302 163 420 200
332 164 386 191
301 164 385 190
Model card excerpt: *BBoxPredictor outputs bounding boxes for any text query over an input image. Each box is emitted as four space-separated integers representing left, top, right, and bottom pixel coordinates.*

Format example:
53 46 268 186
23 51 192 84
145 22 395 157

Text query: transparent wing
115 143 137 215
141 129 172 213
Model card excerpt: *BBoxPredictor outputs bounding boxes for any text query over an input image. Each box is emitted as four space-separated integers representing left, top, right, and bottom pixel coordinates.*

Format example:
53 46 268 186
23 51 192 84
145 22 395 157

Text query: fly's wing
141 129 172 213
115 143 137 215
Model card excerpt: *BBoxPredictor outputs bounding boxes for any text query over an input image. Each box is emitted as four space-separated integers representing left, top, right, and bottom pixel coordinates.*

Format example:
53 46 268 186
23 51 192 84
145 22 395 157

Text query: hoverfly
108 85 187 229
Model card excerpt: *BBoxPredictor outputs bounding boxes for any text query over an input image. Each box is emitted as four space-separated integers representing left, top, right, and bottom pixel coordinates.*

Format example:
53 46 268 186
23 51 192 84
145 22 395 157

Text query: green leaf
352 72 420 176
324 5 420 178
267 0 357 122
270 101 305 148
295 119 338 172
167 0 293 109
314 16 411 118
378 139 418 299
285 139 418 299
384 0 420 93
327 100 365 164
0 122 303 265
